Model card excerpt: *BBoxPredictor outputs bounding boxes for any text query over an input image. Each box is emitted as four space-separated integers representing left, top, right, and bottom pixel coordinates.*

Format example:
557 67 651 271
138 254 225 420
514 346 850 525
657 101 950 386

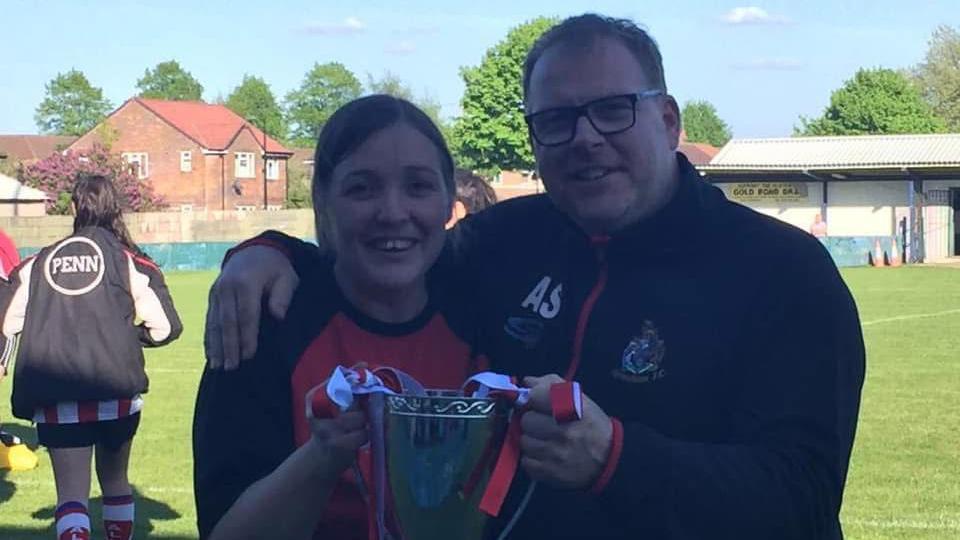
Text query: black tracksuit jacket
241 153 865 539
1 226 182 419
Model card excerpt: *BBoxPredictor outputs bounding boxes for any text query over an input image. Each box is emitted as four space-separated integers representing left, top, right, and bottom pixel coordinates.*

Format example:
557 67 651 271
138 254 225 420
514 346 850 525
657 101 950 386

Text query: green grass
838 268 960 540
1 267 959 539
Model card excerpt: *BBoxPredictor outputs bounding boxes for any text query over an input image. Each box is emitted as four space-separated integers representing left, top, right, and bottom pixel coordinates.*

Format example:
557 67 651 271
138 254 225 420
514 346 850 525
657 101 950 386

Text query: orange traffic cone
871 239 885 267
889 238 902 267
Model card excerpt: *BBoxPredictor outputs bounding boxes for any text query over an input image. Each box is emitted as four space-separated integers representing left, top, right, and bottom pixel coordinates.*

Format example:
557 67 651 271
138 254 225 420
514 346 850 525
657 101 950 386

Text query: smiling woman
192 95 486 540
315 102 455 323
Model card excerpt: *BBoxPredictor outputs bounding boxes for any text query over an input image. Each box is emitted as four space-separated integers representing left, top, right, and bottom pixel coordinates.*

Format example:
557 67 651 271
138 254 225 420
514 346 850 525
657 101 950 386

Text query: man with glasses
205 13 864 539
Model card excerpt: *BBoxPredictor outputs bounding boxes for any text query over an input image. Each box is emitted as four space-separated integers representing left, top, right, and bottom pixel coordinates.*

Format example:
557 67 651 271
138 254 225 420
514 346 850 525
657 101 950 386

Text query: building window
267 204 282 211
180 151 192 172
122 152 149 179
266 158 280 181
180 204 193 213
235 205 256 212
235 152 255 179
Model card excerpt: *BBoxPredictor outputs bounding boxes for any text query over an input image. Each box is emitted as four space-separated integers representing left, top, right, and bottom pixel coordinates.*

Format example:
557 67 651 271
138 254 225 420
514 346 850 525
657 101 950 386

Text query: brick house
0 135 77 168
678 134 720 166
70 98 293 211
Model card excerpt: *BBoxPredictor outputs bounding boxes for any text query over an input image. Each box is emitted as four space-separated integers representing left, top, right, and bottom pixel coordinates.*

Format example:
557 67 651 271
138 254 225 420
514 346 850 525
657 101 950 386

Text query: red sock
102 494 135 540
55 501 90 540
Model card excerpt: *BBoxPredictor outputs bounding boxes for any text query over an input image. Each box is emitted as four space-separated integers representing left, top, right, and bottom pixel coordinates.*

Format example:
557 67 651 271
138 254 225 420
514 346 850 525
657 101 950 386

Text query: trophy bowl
383 390 509 540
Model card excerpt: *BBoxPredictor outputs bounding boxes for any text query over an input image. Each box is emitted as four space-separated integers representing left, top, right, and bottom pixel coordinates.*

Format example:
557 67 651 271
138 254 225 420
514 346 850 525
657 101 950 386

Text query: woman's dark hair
311 94 455 245
454 169 498 214
72 174 149 259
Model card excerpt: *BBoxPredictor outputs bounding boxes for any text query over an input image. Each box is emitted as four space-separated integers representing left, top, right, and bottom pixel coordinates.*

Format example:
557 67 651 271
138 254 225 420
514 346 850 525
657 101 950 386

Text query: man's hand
204 246 298 370
520 374 614 490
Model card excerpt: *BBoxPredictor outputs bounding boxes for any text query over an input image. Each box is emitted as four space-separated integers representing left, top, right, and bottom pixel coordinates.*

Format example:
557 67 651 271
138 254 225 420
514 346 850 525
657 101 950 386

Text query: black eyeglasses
524 90 665 147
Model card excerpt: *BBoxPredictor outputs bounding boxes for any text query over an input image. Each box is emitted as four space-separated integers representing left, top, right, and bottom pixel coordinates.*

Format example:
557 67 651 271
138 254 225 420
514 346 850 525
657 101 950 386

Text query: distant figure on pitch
1 175 182 540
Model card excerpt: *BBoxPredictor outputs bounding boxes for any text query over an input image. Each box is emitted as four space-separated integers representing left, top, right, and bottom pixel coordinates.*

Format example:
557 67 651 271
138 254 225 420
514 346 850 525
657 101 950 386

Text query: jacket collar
610 152 723 253
546 152 725 256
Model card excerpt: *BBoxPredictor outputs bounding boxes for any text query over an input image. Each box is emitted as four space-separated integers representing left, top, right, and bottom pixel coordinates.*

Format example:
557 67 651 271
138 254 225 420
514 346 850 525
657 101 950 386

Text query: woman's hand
304 382 369 478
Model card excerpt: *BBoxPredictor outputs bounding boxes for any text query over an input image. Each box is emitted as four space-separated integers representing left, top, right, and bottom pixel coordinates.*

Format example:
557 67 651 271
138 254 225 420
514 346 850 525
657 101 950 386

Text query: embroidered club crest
612 320 666 383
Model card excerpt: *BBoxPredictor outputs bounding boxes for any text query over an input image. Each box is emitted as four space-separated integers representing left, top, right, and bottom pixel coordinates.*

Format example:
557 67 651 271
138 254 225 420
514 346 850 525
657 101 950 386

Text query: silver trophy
382 390 510 540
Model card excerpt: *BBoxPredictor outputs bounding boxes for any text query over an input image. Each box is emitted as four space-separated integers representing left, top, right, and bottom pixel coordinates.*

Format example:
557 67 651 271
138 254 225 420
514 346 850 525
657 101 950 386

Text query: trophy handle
494 481 537 540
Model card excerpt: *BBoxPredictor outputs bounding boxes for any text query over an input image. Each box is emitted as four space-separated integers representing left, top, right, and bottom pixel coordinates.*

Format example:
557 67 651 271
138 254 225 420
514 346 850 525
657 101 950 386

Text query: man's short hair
523 13 667 99
454 169 498 214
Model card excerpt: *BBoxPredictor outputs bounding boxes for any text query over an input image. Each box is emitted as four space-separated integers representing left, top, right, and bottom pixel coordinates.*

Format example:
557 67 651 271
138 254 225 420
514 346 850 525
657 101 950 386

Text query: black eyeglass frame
524 89 666 147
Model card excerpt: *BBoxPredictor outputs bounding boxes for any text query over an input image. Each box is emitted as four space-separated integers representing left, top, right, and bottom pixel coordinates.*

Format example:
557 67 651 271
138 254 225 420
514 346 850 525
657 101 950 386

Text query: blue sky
1 0 956 138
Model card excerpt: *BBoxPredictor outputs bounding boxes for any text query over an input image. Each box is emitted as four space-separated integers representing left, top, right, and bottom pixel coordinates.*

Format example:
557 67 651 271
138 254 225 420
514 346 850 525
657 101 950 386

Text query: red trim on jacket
589 417 624 495
564 237 609 380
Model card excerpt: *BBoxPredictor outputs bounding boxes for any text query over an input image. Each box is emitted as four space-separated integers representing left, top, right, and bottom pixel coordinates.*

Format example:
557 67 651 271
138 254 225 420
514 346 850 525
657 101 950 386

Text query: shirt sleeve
221 230 324 277
126 253 183 347
1 257 36 339
192 312 296 538
594 242 865 539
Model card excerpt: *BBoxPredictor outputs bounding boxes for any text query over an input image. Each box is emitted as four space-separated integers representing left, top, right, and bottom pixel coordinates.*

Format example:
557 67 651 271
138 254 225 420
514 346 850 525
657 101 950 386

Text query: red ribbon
550 381 583 423
479 413 524 516
478 380 582 517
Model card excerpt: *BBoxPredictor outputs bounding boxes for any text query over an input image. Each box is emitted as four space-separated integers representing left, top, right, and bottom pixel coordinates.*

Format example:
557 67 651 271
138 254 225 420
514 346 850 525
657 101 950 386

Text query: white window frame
235 152 255 179
180 151 192 172
266 158 280 181
267 204 282 211
122 152 149 179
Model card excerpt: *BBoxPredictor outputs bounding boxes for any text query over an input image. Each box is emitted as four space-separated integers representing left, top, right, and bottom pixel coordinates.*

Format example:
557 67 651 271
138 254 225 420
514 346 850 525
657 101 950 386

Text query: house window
266 158 280 181
180 204 193 213
122 152 149 179
267 204 282 211
180 151 192 172
235 205 257 212
235 152 255 179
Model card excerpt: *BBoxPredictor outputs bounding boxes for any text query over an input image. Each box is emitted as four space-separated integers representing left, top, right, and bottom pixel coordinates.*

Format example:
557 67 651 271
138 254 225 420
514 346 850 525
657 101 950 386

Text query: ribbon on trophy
460 373 583 517
308 366 583 540
307 366 423 540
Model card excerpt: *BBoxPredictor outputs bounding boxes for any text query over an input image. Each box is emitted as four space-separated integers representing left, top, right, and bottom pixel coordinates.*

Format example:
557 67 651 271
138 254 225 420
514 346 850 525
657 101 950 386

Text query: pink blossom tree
18 143 166 214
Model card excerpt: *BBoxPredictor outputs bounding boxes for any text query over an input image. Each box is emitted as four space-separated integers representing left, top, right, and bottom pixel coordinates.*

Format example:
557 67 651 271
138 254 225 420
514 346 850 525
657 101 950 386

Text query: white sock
55 501 90 538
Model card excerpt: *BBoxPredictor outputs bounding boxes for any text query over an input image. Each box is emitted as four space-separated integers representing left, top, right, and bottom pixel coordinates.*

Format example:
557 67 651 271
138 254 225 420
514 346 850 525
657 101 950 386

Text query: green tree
285 62 362 147
910 25 960 131
34 69 113 136
226 75 287 141
682 100 731 147
451 17 557 173
796 68 946 136
136 60 204 101
366 71 449 139
367 71 413 99
0 158 18 178
285 162 313 209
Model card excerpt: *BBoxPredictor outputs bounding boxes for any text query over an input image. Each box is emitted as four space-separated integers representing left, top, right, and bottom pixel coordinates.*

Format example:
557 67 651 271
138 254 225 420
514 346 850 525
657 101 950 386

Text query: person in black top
204 14 866 540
